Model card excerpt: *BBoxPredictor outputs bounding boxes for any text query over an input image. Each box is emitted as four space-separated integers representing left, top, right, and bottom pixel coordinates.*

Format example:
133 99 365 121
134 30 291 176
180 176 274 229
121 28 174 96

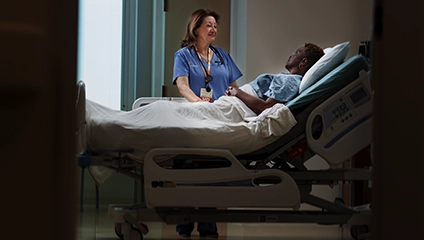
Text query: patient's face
285 47 305 72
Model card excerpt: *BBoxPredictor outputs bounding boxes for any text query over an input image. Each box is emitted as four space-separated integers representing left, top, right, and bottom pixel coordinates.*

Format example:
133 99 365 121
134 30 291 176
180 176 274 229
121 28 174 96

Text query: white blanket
85 89 297 184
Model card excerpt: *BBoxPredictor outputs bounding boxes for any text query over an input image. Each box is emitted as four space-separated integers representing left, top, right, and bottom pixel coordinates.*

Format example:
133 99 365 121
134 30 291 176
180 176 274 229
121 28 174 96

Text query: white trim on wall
151 0 165 97
230 0 247 85
120 0 138 110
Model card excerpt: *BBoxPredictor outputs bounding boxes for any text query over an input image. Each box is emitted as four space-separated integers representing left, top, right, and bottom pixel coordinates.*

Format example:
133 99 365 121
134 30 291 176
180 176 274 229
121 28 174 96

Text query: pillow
299 41 350 93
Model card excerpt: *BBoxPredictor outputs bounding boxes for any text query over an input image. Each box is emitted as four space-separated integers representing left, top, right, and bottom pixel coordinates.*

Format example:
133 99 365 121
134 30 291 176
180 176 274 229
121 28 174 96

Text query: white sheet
85 92 297 184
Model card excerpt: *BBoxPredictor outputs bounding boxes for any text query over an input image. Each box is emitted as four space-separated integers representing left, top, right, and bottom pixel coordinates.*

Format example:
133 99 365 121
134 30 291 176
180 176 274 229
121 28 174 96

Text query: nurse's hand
225 86 237 96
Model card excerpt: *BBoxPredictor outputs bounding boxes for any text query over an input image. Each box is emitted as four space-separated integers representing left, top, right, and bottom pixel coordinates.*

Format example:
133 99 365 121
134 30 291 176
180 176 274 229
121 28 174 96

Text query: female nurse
172 8 242 103
172 8 242 238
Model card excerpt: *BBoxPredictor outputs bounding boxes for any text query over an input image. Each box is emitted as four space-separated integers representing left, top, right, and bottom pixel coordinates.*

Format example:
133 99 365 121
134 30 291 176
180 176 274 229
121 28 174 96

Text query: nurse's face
196 16 217 44
285 46 306 72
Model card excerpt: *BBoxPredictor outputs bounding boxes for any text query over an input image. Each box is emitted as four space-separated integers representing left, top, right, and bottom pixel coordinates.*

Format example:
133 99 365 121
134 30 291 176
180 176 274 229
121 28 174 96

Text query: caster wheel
130 227 143 240
115 223 123 239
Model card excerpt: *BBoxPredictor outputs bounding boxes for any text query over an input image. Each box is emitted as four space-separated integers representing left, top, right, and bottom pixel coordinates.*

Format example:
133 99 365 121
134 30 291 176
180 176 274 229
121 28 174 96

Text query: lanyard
194 46 213 83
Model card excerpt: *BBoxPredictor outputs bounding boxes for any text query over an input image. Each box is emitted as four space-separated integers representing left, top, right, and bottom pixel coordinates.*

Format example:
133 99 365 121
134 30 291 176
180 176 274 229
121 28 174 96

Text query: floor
77 205 356 240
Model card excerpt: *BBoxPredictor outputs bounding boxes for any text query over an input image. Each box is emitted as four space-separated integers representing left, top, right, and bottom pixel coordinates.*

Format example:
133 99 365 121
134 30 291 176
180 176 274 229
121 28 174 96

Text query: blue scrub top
249 72 302 103
173 45 242 102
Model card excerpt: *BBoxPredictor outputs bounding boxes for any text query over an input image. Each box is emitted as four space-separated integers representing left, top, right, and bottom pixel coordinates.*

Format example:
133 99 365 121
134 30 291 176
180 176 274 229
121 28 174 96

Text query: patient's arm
226 87 279 114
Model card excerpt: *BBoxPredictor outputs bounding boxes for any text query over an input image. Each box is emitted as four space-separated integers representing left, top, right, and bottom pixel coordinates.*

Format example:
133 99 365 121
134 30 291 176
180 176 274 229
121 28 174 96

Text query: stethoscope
193 45 224 92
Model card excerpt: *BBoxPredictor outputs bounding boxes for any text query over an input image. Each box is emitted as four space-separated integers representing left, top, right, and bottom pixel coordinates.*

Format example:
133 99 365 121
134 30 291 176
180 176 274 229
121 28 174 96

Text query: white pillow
299 41 350 93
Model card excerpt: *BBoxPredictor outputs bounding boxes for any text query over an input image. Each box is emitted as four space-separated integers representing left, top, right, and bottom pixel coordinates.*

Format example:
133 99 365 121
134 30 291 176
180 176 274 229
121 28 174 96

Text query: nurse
172 8 242 238
172 8 242 103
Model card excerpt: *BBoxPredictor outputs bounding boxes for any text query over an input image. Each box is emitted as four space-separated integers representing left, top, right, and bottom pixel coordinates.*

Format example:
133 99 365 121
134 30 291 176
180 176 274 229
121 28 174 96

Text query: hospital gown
249 72 302 103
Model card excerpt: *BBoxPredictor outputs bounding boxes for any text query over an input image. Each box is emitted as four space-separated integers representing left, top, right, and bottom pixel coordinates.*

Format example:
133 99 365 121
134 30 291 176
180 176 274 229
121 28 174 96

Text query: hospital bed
76 54 373 240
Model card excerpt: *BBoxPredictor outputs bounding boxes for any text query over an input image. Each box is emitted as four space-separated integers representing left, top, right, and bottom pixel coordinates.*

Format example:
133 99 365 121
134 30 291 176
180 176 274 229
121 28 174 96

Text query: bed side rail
143 148 301 210
132 97 188 110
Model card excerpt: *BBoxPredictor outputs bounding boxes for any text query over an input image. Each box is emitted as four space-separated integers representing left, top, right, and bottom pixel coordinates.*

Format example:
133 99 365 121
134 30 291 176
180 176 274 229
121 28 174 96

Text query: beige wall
242 0 373 83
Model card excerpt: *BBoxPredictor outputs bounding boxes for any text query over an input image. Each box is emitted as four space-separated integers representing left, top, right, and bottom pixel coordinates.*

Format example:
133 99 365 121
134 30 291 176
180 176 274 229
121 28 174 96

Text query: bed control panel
323 95 356 136
322 83 370 137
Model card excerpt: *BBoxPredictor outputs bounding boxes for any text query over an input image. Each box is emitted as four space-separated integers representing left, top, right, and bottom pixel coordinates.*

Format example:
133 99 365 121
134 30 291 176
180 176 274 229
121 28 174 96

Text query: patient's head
285 43 324 76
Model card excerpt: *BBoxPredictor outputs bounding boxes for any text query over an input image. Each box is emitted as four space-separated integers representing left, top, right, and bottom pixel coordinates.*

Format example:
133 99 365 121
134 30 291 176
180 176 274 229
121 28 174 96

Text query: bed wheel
114 223 123 239
115 223 144 240
350 225 369 240
129 227 143 240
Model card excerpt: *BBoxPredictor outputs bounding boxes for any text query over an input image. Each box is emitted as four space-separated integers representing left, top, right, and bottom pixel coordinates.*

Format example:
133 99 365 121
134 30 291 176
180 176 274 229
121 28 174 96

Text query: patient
225 42 324 114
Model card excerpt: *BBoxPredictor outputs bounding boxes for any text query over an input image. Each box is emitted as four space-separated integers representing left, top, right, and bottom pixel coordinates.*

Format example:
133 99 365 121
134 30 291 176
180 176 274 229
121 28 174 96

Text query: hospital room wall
242 0 373 82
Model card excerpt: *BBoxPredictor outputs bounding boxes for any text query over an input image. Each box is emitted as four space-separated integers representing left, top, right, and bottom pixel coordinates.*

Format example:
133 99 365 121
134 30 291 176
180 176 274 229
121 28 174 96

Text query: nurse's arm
175 76 204 102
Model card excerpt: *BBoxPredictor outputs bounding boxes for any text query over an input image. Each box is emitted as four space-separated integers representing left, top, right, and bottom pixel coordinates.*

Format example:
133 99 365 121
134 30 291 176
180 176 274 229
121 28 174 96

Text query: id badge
200 88 213 102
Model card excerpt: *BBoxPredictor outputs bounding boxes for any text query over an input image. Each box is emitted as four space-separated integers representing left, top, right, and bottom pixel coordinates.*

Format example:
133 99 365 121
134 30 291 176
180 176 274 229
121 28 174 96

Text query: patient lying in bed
226 42 324 114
